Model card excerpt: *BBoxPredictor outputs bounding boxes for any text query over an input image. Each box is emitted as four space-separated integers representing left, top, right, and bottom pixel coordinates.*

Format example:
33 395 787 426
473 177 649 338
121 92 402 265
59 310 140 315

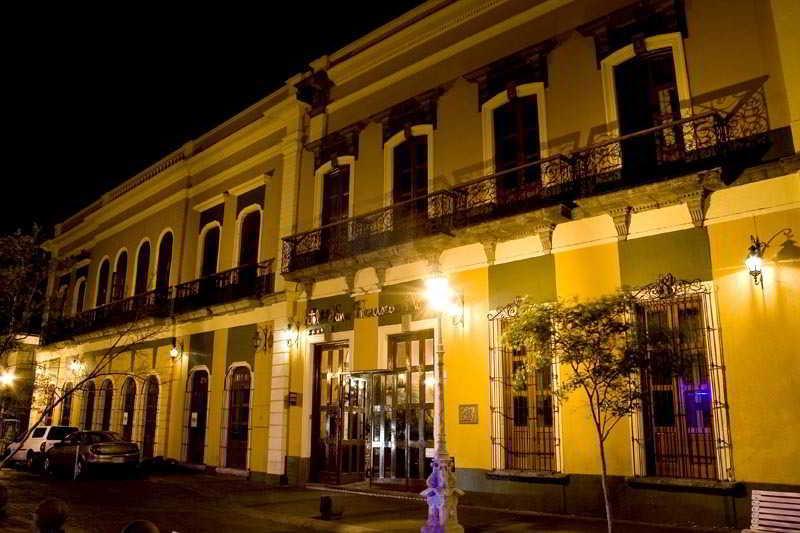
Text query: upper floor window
199 224 220 277
73 277 87 314
321 165 350 228
112 250 128 301
237 208 261 266
156 231 173 289
385 127 432 228
493 94 542 191
96 259 110 307
134 241 151 295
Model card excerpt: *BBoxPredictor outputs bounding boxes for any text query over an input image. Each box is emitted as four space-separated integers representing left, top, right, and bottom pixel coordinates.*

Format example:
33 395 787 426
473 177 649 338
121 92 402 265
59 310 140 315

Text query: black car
43 431 140 479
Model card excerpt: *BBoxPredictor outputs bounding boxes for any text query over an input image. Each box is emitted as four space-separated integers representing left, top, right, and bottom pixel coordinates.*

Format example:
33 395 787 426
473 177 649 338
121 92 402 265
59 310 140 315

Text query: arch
72 277 87 315
313 155 356 227
222 363 253 470
112 249 129 301
98 378 114 431
95 257 111 307
59 383 74 426
133 238 152 296
120 377 137 441
197 222 222 277
142 374 160 458
184 366 211 464
481 82 549 176
234 205 262 267
383 124 435 208
81 381 96 430
600 32 691 135
155 229 175 289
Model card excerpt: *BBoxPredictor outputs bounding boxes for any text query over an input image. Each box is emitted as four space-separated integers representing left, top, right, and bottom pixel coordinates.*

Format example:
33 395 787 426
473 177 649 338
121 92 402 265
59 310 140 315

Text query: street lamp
421 273 464 533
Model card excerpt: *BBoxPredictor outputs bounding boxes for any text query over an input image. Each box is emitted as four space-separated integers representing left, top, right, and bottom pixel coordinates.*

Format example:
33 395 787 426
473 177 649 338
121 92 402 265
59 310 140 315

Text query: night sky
2 2 424 235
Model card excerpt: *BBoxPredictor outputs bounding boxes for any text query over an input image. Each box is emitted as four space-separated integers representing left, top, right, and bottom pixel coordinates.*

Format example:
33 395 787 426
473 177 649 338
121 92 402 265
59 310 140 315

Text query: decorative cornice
295 70 334 117
305 124 363 169
577 0 687 67
373 88 444 144
464 38 557 108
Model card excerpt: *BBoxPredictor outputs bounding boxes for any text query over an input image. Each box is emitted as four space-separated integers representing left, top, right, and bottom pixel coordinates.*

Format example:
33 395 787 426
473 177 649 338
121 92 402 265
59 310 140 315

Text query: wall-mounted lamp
169 338 184 359
745 228 792 286
286 321 301 347
0 368 16 388
69 359 86 376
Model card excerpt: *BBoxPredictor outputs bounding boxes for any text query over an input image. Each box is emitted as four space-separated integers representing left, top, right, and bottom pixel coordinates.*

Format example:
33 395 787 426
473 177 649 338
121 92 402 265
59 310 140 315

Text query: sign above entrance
306 296 425 335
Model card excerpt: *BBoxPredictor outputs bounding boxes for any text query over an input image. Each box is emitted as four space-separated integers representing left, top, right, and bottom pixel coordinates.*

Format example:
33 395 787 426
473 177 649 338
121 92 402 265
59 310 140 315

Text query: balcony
44 260 275 343
282 100 775 278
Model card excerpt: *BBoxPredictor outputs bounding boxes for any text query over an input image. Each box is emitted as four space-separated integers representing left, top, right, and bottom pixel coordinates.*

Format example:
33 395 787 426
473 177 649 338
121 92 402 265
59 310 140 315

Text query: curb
235 504 378 533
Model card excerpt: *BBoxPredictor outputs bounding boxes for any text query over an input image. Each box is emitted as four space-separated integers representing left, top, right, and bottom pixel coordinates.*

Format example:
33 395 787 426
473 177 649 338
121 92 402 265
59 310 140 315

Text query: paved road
0 468 726 532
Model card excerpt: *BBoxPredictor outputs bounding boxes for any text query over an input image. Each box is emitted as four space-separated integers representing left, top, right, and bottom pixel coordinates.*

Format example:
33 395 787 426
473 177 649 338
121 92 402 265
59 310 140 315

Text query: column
266 318 291 479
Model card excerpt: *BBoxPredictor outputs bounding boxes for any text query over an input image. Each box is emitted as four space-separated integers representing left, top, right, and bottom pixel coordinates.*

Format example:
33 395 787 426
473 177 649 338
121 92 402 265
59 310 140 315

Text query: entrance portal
186 370 209 465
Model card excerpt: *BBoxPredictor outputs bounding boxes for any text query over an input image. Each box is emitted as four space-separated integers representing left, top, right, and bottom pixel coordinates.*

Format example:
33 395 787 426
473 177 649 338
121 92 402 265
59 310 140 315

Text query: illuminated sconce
0 368 16 387
744 228 792 287
424 274 464 326
286 321 301 347
169 338 184 359
745 235 765 286
69 358 86 377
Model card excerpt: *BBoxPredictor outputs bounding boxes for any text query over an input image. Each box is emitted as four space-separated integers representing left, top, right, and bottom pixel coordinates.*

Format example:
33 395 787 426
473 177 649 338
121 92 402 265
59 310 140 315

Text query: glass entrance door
369 330 435 491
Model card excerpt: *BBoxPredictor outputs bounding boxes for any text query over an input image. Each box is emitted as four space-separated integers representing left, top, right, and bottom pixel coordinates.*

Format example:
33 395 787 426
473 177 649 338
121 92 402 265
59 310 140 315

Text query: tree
503 293 663 533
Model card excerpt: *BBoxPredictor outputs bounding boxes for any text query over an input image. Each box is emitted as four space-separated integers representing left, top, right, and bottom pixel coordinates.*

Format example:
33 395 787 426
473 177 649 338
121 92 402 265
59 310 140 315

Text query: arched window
99 379 114 431
74 278 87 315
82 381 96 430
96 259 110 307
60 383 74 426
238 210 261 266
112 251 128 301
156 231 174 289
200 225 220 277
120 377 136 441
134 241 151 295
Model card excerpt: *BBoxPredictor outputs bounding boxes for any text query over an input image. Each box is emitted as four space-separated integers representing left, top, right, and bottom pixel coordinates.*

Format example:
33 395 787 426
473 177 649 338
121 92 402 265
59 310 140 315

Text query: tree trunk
598 435 614 533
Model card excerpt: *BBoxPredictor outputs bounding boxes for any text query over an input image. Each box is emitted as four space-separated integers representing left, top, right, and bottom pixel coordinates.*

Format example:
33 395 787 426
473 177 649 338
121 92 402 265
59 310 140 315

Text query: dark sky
2 2 424 235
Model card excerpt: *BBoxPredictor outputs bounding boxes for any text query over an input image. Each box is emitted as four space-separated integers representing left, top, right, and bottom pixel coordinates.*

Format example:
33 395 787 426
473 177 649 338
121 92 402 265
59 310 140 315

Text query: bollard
319 495 343 520
33 497 69 533
121 519 161 533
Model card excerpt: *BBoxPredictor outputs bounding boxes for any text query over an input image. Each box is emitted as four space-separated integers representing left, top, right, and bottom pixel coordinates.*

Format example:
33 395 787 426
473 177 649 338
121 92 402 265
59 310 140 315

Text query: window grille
631 274 733 481
489 302 560 472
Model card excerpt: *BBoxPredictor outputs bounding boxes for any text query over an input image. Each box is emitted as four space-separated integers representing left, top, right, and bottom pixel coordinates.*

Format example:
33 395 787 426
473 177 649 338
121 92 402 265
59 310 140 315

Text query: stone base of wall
457 468 799 530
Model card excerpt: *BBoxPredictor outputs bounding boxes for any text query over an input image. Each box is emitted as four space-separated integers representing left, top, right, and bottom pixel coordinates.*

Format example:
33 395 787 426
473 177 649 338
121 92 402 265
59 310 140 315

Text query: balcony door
393 135 428 232
614 49 682 181
493 94 541 203
200 226 220 277
320 165 350 260
111 252 128 302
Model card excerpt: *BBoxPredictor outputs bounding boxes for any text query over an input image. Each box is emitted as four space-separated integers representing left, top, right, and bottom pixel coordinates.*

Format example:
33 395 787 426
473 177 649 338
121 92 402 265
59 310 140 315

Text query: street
0 468 731 532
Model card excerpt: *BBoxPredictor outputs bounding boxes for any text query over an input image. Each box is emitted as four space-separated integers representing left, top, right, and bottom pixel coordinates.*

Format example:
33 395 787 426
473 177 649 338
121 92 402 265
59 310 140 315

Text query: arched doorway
59 383 74 426
112 251 128 301
225 366 251 469
142 376 159 458
120 378 136 441
186 369 209 465
134 242 151 295
82 381 96 430
99 379 113 431
156 231 173 290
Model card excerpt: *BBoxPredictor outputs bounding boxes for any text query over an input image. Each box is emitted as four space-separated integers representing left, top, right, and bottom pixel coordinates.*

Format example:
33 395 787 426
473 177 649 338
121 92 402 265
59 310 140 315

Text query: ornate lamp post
421 273 464 533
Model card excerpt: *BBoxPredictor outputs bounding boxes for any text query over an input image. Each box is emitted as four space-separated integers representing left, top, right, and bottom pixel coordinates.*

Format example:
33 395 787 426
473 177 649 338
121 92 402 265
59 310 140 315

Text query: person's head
33 498 68 533
121 519 160 533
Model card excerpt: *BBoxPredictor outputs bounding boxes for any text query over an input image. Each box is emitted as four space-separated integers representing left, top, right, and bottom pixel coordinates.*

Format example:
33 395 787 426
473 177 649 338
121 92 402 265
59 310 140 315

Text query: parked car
43 431 140 479
0 418 22 457
8 425 78 469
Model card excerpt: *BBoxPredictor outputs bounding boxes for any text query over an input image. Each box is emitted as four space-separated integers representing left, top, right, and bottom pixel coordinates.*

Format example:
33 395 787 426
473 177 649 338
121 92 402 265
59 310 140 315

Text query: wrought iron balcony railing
44 260 275 343
282 190 457 273
283 102 770 275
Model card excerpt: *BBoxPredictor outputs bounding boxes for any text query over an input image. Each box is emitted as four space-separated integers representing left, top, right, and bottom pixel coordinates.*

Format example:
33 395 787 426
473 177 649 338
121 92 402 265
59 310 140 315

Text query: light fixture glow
424 275 454 313
169 338 182 359
0 369 16 387
69 359 86 376
745 236 765 286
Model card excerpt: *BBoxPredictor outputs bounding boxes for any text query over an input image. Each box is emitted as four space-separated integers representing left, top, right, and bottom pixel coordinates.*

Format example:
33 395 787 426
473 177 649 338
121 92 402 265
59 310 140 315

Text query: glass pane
411 372 420 404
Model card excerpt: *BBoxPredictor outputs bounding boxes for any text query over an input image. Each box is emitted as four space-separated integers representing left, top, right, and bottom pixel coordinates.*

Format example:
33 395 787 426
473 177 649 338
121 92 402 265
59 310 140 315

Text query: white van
9 425 79 469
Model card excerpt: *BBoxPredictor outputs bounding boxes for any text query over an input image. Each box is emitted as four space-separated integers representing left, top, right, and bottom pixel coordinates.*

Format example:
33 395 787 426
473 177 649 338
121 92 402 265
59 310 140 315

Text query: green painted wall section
489 254 557 309
226 325 256 368
189 331 214 370
619 228 712 288
378 279 430 326
308 294 354 333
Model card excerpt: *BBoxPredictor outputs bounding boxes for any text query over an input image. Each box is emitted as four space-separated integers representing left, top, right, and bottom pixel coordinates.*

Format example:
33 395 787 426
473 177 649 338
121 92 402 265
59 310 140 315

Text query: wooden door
187 370 209 465
226 367 251 469
99 380 113 431
392 136 428 232
320 165 351 260
121 378 136 441
142 377 159 458
310 342 351 483
493 95 542 205
82 382 96 430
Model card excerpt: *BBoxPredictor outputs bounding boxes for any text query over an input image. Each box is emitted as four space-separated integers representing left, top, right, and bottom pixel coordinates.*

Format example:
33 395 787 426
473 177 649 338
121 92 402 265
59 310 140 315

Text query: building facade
34 0 799 528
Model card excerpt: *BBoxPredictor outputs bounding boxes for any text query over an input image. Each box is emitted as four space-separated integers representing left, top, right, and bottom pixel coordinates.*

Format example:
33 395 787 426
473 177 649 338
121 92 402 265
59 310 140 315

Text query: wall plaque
458 404 478 424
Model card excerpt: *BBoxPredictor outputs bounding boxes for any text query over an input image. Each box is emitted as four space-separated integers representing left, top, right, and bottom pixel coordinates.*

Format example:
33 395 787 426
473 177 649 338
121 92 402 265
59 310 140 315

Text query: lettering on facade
305 296 425 335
